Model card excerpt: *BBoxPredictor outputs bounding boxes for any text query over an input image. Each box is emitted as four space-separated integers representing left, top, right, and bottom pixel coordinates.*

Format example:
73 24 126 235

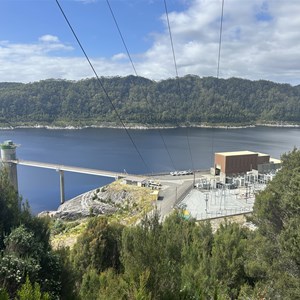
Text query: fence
195 208 253 221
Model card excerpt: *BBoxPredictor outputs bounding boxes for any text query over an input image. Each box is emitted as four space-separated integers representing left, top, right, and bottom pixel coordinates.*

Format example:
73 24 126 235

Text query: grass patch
50 180 156 248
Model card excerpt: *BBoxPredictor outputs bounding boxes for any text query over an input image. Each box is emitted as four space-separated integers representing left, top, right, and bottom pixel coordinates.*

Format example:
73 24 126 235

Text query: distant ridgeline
0 75 300 127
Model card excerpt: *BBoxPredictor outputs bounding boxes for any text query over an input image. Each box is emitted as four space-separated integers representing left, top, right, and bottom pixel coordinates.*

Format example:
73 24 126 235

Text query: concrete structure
122 176 147 187
213 150 281 182
0 140 18 192
0 144 144 205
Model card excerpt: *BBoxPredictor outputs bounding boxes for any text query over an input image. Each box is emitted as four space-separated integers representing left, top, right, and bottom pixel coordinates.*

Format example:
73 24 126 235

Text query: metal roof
123 176 148 182
257 152 270 157
270 158 281 164
215 151 257 157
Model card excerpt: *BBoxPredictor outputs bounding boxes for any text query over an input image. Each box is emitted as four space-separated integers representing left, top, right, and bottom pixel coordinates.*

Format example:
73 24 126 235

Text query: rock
51 183 134 220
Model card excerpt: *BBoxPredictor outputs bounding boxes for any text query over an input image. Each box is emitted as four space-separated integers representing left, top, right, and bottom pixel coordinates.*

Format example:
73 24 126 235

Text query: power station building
213 150 281 182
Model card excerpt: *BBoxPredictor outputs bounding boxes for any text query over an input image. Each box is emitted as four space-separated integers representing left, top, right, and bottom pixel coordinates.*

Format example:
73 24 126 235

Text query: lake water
0 126 299 213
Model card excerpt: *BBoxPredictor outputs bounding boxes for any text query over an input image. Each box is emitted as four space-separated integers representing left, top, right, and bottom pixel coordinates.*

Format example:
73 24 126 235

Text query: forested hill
0 75 300 127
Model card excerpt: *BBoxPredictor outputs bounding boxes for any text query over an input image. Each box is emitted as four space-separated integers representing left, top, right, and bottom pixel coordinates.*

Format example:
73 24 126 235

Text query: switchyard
171 149 281 220
179 179 265 221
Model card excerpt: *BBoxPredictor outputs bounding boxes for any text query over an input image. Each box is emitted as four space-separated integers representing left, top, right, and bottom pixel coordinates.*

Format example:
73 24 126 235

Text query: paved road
151 171 210 220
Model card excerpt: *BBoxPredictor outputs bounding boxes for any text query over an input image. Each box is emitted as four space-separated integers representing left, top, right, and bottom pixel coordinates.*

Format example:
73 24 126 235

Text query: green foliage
50 219 66 235
16 276 50 300
97 268 128 300
211 222 249 299
249 148 300 298
180 221 214 299
0 170 62 299
1 76 300 127
55 247 79 300
0 288 9 300
0 224 61 298
0 169 22 245
121 211 198 299
253 148 300 236
79 268 101 300
71 217 124 279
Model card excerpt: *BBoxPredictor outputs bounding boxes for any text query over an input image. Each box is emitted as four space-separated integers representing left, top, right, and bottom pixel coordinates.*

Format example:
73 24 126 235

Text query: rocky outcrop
41 181 153 220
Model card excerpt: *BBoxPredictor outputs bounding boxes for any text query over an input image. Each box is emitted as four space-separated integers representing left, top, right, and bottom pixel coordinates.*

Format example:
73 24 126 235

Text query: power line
55 0 151 173
217 0 225 79
163 0 195 171
106 0 177 171
106 0 137 76
163 0 179 79
211 0 225 167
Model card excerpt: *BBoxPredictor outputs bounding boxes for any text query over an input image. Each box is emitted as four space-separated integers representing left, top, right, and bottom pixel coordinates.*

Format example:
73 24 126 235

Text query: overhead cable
217 0 225 79
106 0 138 76
55 0 151 173
163 0 195 171
211 0 225 167
106 0 177 171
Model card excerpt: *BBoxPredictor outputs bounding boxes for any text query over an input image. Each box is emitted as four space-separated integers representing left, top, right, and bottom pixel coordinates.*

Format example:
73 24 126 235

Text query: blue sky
1 0 300 85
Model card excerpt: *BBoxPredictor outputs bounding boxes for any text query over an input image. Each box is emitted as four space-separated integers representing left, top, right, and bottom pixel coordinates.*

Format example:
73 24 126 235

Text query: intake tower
0 140 18 192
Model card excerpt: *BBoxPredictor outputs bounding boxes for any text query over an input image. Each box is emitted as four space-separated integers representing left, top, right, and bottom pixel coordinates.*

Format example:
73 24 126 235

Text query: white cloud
39 35 60 43
111 53 127 61
0 37 76 82
1 0 300 85
134 0 300 85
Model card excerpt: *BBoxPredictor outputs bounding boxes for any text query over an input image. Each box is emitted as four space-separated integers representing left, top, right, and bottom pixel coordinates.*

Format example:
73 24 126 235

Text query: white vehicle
148 180 162 187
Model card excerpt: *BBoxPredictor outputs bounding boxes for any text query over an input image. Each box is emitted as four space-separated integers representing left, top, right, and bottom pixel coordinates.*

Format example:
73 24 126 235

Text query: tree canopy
1 76 300 127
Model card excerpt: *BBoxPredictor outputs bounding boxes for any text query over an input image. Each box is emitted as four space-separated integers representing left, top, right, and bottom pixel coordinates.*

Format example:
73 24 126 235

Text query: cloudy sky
1 0 300 85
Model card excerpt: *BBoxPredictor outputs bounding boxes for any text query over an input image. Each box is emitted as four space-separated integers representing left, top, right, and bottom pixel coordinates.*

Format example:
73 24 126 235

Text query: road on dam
152 171 210 219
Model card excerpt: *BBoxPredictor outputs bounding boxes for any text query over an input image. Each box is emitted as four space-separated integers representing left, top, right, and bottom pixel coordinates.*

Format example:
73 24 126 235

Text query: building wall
257 155 270 165
225 154 258 174
1 147 17 161
215 154 226 173
215 153 258 175
215 151 280 178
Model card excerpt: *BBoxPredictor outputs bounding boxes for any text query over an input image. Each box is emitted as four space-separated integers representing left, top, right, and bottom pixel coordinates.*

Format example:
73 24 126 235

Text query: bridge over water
7 159 133 204
0 140 145 204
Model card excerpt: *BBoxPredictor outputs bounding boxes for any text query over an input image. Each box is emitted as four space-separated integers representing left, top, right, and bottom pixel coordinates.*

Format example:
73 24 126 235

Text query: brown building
214 151 281 179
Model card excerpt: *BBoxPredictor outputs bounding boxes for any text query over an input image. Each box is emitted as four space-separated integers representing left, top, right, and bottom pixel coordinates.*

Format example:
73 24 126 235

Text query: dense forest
0 148 299 299
0 76 300 127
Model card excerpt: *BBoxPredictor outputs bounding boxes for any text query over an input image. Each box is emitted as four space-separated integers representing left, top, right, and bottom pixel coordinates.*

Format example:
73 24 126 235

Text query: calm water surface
0 126 299 213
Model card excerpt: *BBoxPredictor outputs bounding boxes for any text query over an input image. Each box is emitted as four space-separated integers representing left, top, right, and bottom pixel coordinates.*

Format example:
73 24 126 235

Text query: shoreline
0 123 299 131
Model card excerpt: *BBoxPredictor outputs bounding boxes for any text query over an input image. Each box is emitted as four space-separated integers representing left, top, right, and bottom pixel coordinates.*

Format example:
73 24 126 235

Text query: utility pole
193 171 195 187
205 193 208 213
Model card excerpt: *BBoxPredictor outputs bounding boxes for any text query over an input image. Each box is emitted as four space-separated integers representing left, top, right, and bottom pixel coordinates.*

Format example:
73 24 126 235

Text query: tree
79 268 101 300
16 276 50 300
248 148 300 298
71 217 124 279
180 221 214 299
1 76 300 127
0 169 22 246
253 148 300 236
0 170 62 299
211 222 249 299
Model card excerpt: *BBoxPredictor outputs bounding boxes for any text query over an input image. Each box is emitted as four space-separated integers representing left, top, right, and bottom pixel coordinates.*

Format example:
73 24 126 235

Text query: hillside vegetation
1 75 300 127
